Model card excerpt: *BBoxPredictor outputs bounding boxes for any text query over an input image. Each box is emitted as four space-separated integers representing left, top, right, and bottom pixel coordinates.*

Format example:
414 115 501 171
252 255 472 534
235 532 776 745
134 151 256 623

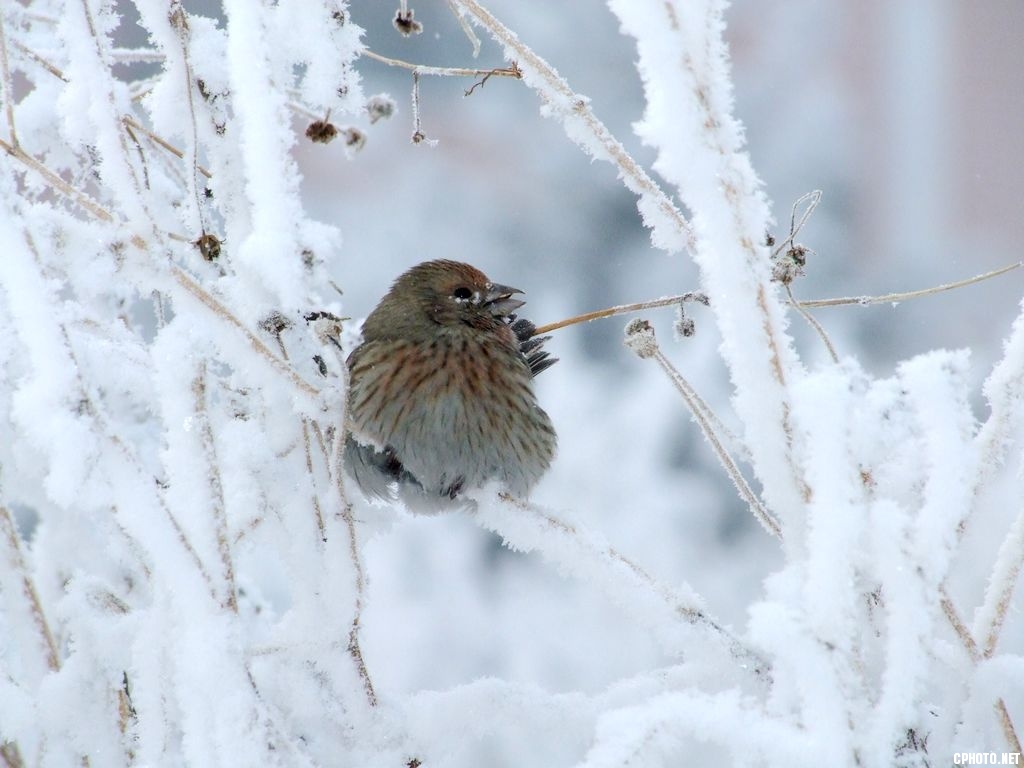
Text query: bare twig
464 62 521 97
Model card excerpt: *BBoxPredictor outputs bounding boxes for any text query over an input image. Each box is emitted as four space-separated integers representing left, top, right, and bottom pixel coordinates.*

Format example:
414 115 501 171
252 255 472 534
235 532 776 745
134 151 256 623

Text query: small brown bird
344 260 557 510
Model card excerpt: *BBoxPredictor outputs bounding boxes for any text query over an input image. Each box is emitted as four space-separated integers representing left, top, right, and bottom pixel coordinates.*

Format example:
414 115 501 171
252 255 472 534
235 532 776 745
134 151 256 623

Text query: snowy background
0 0 1022 766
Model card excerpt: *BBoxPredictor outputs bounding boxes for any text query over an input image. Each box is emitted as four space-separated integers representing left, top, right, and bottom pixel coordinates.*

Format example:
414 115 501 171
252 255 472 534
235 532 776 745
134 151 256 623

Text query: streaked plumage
344 260 557 509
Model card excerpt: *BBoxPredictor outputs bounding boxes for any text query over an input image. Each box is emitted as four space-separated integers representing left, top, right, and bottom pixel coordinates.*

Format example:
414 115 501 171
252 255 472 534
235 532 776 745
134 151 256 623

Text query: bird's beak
483 282 526 317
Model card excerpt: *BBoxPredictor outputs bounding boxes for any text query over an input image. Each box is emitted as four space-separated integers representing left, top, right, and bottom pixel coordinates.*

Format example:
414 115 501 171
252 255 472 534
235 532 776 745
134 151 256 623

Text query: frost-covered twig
361 48 519 82
476 493 771 679
786 284 839 363
533 292 708 336
409 70 436 146
0 505 59 672
69 0 155 229
939 587 979 661
535 259 1022 339
445 0 481 58
0 137 119 225
799 260 1021 309
770 190 821 260
315 323 377 708
168 5 210 237
449 0 694 254
192 364 238 613
11 38 68 82
169 265 321 402
122 117 213 180
624 319 782 539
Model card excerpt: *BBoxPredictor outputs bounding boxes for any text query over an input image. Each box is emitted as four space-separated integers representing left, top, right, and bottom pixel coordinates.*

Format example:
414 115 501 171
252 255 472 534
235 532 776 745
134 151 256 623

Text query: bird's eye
452 286 473 301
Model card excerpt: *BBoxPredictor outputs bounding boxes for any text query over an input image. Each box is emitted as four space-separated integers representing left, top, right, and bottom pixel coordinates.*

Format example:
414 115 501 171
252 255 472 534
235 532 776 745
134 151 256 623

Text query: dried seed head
306 120 339 144
260 312 292 337
624 318 658 359
194 233 221 261
366 94 396 124
771 244 811 285
393 8 423 36
674 304 696 339
343 127 366 151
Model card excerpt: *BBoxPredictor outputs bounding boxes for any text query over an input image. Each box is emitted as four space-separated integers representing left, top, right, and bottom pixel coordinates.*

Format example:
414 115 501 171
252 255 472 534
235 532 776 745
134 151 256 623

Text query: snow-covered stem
123 116 214 180
0 505 59 672
476 493 771 680
192 364 238 613
449 0 695 254
609 0 809 534
169 265 321 401
623 319 781 538
997 700 1022 755
162 4 206 234
11 37 68 81
970 297 1024 528
940 587 979 661
652 347 781 539
975 503 1024 658
0 136 117 224
0 13 18 147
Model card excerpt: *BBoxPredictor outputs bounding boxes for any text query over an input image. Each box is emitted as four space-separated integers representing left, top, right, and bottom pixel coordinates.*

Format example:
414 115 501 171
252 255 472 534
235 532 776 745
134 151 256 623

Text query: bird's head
362 260 526 341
